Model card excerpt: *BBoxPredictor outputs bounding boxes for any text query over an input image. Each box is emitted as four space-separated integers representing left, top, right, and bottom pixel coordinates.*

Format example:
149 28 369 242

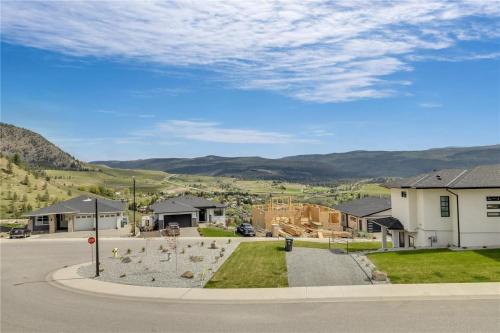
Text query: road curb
51 263 500 302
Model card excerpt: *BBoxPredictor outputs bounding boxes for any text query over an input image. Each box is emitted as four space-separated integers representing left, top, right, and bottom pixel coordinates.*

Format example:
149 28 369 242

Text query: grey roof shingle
150 200 200 214
368 217 404 230
150 195 225 214
25 195 127 216
387 164 500 189
334 197 391 217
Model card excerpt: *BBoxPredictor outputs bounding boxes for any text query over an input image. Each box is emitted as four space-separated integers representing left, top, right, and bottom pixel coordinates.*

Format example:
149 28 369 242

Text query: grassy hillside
1 157 388 220
0 157 74 218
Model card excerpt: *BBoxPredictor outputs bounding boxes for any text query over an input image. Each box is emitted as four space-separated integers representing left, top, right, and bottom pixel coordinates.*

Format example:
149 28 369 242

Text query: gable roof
25 195 127 216
334 197 391 217
369 217 404 230
150 195 225 214
387 164 500 189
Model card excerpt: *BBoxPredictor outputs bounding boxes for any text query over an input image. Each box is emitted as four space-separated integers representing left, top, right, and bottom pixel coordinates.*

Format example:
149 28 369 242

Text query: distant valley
92 145 500 183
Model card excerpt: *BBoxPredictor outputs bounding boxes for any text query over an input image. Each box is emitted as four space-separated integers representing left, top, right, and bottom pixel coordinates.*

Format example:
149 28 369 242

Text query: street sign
88 236 96 245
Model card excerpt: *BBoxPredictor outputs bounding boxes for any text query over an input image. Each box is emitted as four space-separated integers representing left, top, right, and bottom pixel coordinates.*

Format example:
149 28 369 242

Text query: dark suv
9 226 31 239
236 223 256 237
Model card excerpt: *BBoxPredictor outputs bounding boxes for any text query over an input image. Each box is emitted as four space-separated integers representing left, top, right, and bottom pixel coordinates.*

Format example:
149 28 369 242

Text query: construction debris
252 196 344 238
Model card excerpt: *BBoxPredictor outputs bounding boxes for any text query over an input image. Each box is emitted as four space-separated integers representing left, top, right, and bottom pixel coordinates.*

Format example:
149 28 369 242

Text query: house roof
369 217 404 230
150 200 200 214
334 197 391 217
387 164 500 189
150 195 225 214
25 195 127 216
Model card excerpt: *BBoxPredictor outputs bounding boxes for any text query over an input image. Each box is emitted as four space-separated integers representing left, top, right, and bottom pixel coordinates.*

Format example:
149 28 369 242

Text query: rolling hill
92 145 500 182
0 123 82 169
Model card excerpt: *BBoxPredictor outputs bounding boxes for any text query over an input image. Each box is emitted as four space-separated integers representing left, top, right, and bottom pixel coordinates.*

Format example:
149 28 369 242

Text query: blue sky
1 1 499 161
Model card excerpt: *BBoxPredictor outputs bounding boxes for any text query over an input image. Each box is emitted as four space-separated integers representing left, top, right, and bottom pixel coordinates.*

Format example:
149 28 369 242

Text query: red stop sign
88 236 96 245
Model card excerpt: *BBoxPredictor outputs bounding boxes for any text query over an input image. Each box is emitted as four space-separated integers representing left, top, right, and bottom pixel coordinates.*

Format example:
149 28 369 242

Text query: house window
35 216 49 226
486 196 500 201
401 191 407 198
487 204 500 209
487 212 500 217
214 208 224 216
440 196 450 217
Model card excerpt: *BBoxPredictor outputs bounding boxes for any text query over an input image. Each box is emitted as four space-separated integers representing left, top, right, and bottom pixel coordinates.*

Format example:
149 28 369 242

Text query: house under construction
252 196 349 238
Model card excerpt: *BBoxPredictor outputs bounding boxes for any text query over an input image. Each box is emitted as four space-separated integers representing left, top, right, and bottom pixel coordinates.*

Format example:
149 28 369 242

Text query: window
487 212 500 217
401 191 407 198
35 216 49 226
440 196 450 217
487 204 500 209
486 196 500 201
214 208 224 217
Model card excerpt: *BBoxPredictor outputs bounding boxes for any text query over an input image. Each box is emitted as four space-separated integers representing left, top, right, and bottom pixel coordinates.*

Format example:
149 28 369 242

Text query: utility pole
132 176 136 236
95 198 100 277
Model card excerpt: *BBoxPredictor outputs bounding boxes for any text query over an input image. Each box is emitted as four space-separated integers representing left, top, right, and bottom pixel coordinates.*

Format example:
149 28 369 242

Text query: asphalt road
2 239 499 333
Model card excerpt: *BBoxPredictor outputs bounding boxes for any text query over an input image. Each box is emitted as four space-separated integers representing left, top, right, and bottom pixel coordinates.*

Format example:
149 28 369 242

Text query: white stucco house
150 195 226 229
24 195 127 233
378 165 500 248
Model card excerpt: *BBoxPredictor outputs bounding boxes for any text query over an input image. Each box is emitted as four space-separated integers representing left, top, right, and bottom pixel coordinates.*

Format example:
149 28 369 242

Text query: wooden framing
251 196 344 238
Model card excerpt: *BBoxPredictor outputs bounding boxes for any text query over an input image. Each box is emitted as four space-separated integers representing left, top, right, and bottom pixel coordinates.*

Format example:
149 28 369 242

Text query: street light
84 197 100 277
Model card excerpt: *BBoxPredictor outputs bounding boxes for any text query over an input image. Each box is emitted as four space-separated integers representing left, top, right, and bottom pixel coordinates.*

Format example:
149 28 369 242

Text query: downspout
446 189 460 248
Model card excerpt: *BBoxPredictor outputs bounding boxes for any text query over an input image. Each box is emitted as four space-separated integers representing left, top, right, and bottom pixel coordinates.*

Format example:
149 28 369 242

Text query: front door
399 231 405 247
199 209 206 222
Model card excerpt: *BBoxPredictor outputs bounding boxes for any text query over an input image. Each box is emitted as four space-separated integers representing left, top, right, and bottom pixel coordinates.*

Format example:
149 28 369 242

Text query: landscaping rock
189 255 203 263
181 271 194 279
209 241 218 249
372 270 387 281
121 256 132 264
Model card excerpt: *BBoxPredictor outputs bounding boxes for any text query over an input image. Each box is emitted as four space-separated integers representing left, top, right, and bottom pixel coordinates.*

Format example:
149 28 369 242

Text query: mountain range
92 145 500 182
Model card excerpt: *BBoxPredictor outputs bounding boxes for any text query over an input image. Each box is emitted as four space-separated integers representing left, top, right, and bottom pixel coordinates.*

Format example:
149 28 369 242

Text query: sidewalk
51 263 500 302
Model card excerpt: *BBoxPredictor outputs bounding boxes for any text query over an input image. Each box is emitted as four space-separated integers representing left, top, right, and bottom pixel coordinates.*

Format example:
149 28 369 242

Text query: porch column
48 215 56 233
381 227 388 249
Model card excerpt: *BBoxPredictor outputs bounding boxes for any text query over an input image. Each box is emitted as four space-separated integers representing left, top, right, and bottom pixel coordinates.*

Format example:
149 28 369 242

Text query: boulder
372 270 387 281
121 256 132 264
209 241 218 249
181 271 194 279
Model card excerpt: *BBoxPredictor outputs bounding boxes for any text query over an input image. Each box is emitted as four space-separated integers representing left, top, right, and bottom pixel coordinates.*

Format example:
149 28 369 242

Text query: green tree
12 153 21 165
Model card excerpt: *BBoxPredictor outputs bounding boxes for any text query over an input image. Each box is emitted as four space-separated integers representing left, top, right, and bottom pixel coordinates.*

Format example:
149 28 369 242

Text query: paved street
2 239 499 333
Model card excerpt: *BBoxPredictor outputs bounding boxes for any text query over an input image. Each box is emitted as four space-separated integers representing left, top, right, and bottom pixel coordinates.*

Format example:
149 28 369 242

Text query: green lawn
198 227 240 237
294 240 392 252
205 241 288 288
368 249 500 283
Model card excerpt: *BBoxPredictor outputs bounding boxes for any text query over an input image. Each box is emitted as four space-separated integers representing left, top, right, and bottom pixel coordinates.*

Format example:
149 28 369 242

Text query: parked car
164 222 180 236
236 223 256 237
9 226 31 239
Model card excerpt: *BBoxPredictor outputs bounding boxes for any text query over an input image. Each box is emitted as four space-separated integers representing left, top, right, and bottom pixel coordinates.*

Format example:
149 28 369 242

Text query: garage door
99 216 117 230
164 214 192 228
75 216 94 231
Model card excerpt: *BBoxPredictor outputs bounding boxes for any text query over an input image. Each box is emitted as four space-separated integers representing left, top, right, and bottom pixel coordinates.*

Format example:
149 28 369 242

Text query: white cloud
2 1 499 103
419 102 443 108
157 120 314 144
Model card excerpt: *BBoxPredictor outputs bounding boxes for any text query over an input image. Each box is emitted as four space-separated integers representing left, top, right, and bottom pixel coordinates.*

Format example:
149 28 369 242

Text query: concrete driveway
286 247 371 286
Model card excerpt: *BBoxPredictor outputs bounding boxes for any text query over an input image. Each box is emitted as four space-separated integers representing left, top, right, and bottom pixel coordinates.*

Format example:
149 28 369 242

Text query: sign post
88 236 96 264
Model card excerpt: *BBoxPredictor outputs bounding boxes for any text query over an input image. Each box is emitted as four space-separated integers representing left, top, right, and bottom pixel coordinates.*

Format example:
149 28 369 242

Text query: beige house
385 165 500 248
24 195 127 233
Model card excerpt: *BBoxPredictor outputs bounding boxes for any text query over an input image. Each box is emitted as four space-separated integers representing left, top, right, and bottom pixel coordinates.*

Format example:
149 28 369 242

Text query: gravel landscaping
78 238 240 288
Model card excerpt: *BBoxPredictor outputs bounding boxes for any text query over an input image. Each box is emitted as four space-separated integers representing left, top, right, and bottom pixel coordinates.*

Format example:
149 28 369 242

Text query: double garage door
163 214 193 228
74 215 118 231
